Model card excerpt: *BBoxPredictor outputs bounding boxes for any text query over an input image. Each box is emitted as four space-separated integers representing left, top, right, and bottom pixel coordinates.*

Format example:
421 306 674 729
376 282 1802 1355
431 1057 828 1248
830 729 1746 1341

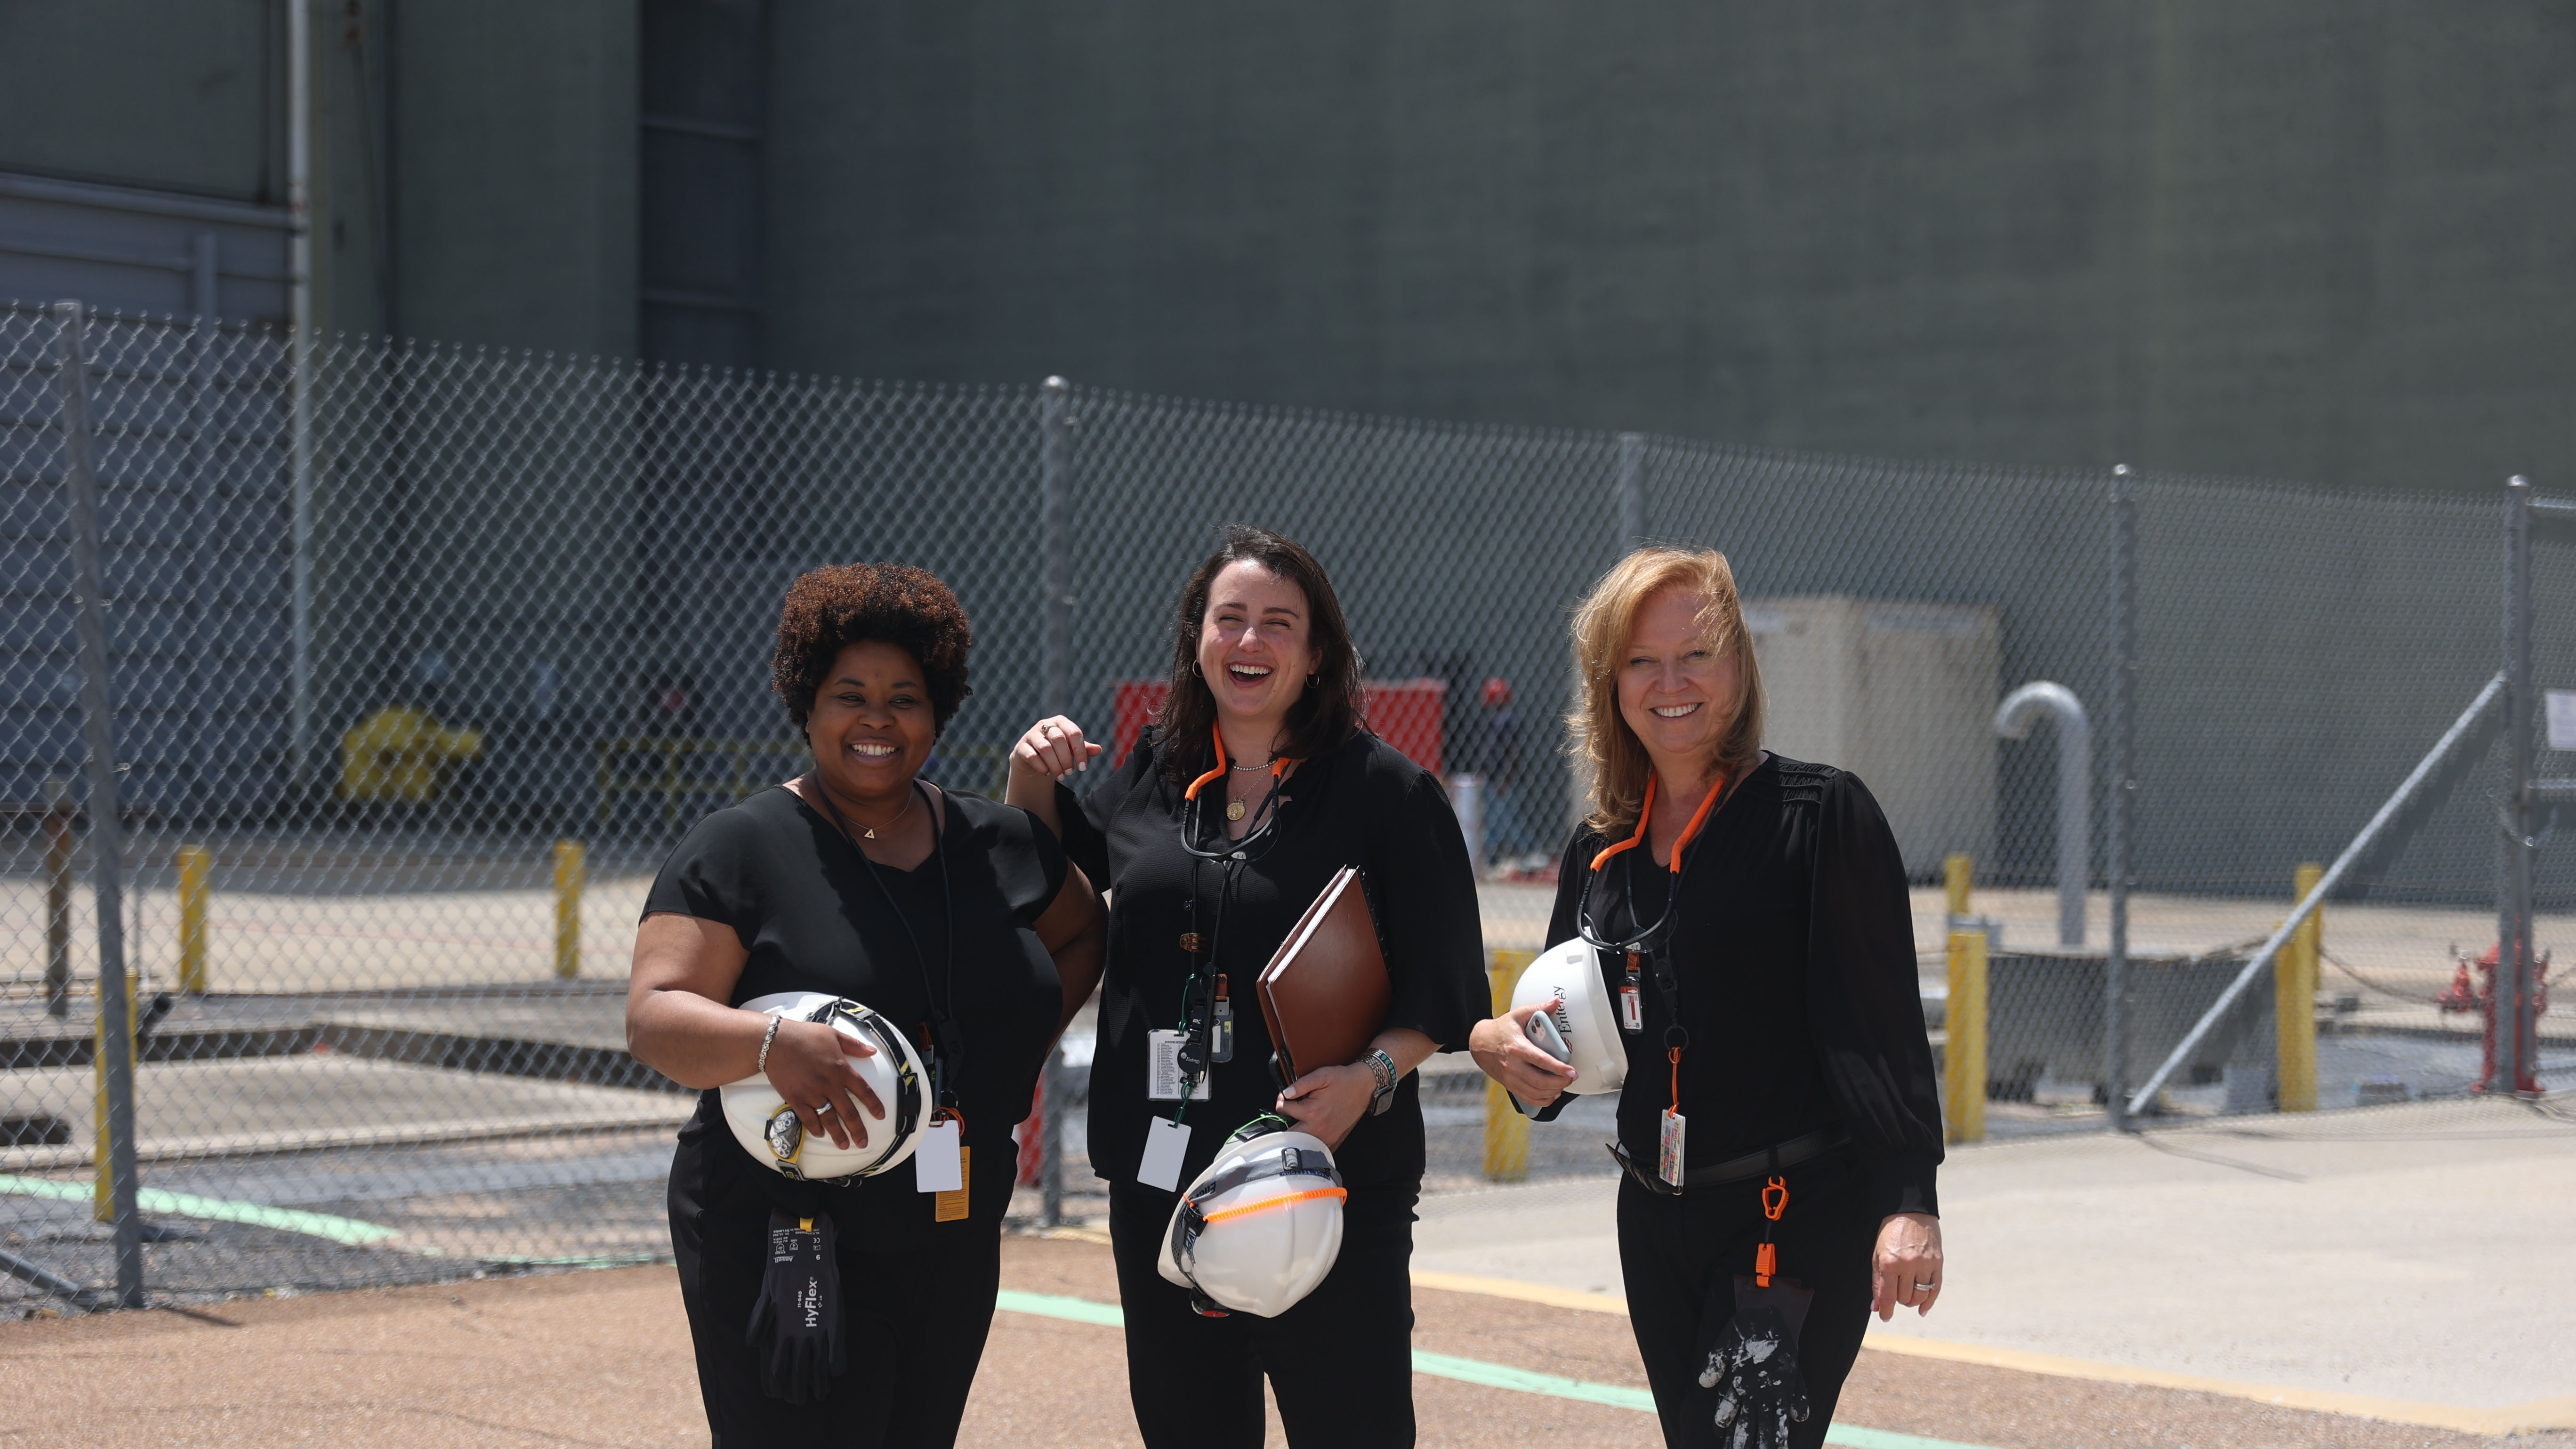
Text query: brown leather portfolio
1256 865 1392 1085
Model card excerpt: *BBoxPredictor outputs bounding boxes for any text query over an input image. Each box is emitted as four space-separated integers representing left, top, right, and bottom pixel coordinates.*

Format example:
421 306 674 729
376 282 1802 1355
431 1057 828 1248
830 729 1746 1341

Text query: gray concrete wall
764 2 2576 495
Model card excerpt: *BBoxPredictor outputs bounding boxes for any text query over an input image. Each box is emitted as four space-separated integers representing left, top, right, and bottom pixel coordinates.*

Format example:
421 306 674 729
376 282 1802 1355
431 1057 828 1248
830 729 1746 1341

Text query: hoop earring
1191 661 1203 677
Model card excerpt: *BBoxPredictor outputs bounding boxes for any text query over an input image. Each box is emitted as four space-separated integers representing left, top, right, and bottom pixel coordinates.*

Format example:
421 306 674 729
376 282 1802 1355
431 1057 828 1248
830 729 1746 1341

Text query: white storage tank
1744 596 1998 878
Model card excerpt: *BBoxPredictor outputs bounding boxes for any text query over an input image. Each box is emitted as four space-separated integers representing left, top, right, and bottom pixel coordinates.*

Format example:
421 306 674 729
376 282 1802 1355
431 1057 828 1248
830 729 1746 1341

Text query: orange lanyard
1183 725 1291 801
1587 770 1727 1114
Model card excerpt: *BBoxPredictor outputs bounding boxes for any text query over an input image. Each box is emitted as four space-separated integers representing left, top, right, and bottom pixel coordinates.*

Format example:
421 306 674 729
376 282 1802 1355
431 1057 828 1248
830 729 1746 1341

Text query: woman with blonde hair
1467 547 1945 1449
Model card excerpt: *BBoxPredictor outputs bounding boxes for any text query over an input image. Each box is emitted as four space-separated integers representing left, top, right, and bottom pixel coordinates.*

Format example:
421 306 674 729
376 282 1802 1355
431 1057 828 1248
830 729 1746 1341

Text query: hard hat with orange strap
1157 1115 1346 1318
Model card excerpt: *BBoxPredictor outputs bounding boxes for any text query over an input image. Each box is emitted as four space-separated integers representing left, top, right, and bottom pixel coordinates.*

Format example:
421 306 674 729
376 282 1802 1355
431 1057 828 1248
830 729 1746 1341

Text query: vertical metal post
553 839 586 980
1483 950 1533 1180
2276 861 2321 1111
186 232 218 819
1616 432 1646 552
55 300 146 1306
177 845 212 995
1038 375 1072 1226
1944 927 1988 1143
2106 464 2136 1131
287 0 315 797
2495 476 2536 1095
43 778 73 1017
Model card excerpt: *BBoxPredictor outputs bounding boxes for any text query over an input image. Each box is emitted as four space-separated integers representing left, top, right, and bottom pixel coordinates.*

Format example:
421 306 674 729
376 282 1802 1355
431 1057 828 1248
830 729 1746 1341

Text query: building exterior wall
763 2 2576 496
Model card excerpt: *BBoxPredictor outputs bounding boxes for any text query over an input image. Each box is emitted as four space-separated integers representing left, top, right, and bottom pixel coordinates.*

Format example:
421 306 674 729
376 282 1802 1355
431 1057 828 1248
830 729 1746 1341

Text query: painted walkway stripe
0 1175 400 1246
991 1288 1994 1449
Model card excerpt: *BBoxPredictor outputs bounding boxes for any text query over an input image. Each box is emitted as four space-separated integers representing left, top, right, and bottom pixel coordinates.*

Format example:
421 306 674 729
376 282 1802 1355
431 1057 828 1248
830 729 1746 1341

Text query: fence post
2495 475 2537 1095
2275 861 2321 1111
1943 852 1972 922
1483 950 1534 1181
1038 376 1073 1224
1616 432 1646 552
56 299 146 1306
44 778 74 1017
2106 464 2135 1131
553 839 586 979
177 845 211 994
1944 927 1987 1143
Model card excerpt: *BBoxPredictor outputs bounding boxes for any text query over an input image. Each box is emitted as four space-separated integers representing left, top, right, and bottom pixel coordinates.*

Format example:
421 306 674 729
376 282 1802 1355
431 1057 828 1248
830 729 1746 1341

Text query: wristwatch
1363 1049 1399 1116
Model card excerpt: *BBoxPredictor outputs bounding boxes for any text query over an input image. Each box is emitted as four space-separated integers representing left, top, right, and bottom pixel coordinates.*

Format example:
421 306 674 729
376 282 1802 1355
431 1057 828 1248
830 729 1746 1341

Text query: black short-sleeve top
644 784 1069 1182
1543 755 1944 1220
1055 728 1488 1196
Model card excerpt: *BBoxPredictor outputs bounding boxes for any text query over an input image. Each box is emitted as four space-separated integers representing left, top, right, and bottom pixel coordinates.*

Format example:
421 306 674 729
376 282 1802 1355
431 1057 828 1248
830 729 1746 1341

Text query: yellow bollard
554 840 587 980
1483 949 1534 1181
177 845 211 995
2276 862 2321 1112
1943 853 1973 921
92 974 136 1222
1943 929 1988 1144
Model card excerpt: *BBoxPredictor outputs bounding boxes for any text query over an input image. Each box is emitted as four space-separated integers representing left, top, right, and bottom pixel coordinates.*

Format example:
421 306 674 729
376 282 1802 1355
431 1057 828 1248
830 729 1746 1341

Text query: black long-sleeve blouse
1544 754 1943 1219
1056 727 1489 1196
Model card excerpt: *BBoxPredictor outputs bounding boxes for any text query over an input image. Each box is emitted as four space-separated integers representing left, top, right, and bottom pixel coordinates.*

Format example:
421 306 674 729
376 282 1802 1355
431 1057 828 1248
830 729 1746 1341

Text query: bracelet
1363 1049 1396 1097
757 1016 781 1076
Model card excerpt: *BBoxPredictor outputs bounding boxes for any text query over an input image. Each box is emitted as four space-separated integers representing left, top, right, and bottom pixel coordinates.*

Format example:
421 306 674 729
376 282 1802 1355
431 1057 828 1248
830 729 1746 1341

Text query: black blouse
1544 755 1943 1220
1056 728 1488 1196
644 786 1070 1230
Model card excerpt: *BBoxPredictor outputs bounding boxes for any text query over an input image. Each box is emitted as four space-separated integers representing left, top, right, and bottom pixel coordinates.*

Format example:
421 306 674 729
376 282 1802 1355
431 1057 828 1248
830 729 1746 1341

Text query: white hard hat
1157 1116 1346 1319
1510 937 1628 1103
719 992 928 1182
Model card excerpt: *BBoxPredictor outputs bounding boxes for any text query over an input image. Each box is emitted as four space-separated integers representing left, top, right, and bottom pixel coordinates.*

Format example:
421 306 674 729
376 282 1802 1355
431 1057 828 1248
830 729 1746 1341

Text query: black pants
1617 1145 1880 1449
670 1115 1006 1448
1108 1181 1418 1449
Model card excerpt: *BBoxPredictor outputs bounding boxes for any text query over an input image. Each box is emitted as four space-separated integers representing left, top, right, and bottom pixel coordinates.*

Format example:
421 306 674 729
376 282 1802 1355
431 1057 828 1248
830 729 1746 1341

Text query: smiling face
1193 560 1315 744
804 639 936 805
1615 586 1741 781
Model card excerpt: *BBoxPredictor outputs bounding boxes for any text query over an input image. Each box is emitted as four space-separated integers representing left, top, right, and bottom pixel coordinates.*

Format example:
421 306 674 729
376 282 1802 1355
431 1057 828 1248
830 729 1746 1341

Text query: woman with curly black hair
628 562 1104 1447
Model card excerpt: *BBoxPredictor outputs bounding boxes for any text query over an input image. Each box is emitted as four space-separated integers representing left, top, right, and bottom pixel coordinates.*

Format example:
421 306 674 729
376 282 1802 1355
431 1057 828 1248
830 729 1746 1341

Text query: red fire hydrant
2438 944 2551 1095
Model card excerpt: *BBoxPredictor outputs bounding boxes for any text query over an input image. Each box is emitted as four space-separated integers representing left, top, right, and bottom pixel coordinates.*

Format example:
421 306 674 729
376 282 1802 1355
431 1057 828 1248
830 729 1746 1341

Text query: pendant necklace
817 776 914 839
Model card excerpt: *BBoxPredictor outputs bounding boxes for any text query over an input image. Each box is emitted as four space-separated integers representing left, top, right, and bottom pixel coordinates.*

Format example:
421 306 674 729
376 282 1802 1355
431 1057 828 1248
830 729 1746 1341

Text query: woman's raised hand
763 1017 885 1152
1011 715 1104 783
1466 1004 1580 1107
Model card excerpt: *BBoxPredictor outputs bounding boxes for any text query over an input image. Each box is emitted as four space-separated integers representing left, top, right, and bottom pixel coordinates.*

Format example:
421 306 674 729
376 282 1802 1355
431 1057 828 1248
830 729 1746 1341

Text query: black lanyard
813 778 961 1111
1171 731 1293 1096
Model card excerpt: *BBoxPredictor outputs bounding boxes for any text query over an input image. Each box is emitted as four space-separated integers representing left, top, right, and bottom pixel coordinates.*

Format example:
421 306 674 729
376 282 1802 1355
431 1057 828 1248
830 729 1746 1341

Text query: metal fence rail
3 298 2570 1312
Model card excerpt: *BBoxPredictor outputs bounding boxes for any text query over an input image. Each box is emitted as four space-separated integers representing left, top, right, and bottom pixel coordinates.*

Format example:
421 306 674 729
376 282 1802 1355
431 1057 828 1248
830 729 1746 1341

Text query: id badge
1139 1117 1191 1191
1147 1029 1194 1101
914 1115 964 1192
1658 1109 1687 1188
935 1146 971 1222
1618 984 1644 1033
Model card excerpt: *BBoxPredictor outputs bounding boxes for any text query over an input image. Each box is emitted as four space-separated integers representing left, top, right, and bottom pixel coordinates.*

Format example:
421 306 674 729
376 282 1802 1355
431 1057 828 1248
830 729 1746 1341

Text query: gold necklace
819 779 914 839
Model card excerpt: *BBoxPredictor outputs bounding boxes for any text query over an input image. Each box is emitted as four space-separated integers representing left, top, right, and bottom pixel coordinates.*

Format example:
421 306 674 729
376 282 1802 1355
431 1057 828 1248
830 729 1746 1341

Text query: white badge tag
1139 1117 1191 1192
914 1118 963 1192
1146 1029 1193 1101
1658 1109 1687 1188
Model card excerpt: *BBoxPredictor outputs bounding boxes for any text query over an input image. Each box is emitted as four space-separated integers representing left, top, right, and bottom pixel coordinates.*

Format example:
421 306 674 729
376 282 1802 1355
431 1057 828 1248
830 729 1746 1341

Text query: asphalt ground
2 1234 2568 1449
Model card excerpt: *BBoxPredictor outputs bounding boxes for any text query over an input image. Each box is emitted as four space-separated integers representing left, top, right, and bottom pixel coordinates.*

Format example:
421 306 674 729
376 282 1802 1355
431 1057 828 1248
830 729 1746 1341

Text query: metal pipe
287 0 315 797
187 231 218 820
1038 375 1072 1227
54 300 146 1308
1994 681 2092 947
2128 673 2507 1116
2496 476 2536 1095
2105 466 2135 1130
1616 433 1646 552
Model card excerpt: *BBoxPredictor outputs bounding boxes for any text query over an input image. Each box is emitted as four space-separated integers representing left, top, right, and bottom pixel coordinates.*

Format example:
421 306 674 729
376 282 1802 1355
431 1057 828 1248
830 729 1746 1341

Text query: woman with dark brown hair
1005 523 1487 1448
628 562 1104 1446
1465 547 1945 1449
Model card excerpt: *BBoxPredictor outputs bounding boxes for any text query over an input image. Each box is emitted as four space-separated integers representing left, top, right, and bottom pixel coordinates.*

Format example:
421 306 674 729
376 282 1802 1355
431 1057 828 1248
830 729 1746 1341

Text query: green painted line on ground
0 1175 401 1247
991 1286 1996 1449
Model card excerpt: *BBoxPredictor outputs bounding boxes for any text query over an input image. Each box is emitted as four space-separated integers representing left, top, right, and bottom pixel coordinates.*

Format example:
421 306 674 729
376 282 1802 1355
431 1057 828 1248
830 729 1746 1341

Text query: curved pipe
1995 682 2091 947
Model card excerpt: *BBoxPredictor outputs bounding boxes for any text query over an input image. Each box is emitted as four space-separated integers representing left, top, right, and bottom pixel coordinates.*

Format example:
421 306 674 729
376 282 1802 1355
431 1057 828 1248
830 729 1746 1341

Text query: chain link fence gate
4 298 2571 1312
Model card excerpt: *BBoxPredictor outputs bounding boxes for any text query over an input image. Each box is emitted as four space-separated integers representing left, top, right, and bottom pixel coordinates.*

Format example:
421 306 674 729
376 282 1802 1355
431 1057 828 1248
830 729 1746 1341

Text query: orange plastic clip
1754 1241 1776 1288
1761 1175 1788 1222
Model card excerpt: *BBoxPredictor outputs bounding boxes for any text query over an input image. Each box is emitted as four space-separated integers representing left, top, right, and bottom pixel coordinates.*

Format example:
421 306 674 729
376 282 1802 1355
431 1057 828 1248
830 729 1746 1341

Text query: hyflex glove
744 1210 846 1404
1697 1276 1813 1449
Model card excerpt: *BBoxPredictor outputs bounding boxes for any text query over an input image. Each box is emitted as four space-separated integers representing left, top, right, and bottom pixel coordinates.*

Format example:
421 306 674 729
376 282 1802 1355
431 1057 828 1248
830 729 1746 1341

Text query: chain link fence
3 298 2569 1312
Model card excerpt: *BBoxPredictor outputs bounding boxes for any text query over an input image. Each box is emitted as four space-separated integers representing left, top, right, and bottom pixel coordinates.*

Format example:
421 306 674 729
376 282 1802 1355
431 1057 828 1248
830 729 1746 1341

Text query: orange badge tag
935 1146 970 1223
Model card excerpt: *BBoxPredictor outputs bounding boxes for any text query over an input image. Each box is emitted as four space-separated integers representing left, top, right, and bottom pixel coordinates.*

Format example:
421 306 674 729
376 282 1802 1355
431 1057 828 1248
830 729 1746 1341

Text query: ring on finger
1911 1280 1937 1291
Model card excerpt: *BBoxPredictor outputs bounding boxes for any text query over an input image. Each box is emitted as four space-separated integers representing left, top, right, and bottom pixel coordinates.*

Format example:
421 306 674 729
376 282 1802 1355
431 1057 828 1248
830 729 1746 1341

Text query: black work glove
744 1209 846 1404
1697 1276 1813 1449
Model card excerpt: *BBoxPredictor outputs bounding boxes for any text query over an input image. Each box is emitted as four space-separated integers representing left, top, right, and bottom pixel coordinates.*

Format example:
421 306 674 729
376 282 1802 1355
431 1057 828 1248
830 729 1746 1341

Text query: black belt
1610 1125 1850 1195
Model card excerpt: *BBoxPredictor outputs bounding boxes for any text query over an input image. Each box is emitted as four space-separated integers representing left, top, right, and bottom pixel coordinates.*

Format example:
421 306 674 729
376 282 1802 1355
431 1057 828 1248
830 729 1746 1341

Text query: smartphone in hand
1524 1008 1571 1065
